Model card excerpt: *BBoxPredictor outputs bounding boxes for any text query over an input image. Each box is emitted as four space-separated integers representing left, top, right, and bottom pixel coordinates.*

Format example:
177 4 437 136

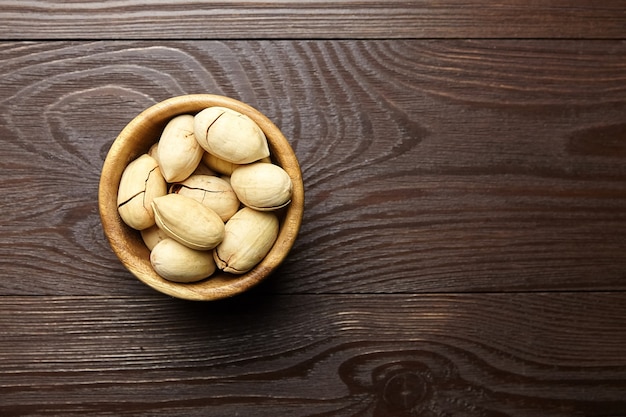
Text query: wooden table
2 2 626 416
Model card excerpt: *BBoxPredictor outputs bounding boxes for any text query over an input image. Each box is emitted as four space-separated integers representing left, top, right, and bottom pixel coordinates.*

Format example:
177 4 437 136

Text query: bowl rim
98 94 304 301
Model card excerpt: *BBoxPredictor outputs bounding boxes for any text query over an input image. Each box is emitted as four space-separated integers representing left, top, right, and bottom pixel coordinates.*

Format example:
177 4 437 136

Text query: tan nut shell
117 154 167 230
201 151 241 176
140 224 169 251
170 175 240 222
150 238 216 283
194 107 270 164
230 162 293 211
157 114 203 182
151 194 225 250
148 143 159 164
202 152 271 176
192 160 217 177
213 207 279 274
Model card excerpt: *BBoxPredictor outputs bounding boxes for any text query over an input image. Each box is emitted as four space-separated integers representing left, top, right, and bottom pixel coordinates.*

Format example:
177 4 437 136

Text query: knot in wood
382 371 427 411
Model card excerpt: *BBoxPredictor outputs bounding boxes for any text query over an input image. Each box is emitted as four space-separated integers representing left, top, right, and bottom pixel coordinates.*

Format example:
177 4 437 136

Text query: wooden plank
0 1 626 40
1 293 625 416
1 40 626 295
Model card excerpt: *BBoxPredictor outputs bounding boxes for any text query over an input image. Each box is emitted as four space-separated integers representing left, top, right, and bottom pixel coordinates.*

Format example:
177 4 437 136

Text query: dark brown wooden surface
2 3 626 417
2 294 626 416
1 1 626 39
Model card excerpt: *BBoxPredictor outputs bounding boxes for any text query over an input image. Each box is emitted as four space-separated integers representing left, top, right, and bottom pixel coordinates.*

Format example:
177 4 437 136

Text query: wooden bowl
98 94 304 301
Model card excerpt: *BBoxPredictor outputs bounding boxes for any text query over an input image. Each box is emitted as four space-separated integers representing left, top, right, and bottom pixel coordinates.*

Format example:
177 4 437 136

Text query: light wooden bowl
99 94 304 301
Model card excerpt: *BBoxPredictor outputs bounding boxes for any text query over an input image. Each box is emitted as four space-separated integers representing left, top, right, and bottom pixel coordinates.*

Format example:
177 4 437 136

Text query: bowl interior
99 94 304 300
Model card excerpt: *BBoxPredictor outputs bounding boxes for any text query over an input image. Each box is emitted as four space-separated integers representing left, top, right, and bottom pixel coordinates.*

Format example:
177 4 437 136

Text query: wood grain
1 293 625 416
2 5 626 416
1 40 626 295
1 1 626 40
